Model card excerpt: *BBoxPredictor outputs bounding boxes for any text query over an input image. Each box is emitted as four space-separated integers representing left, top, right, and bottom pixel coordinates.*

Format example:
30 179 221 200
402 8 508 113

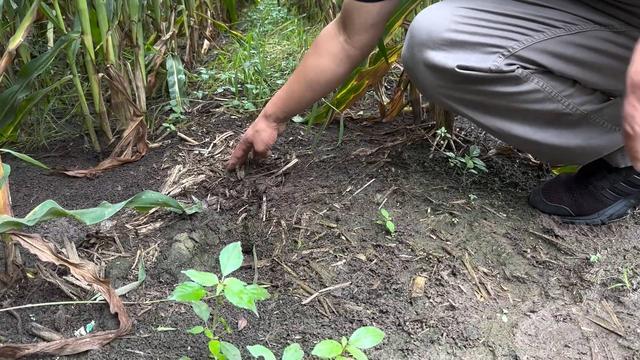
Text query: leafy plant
445 145 488 175
377 208 396 235
170 241 270 359
247 343 304 360
589 253 602 264
245 326 385 360
312 326 385 360
609 267 634 290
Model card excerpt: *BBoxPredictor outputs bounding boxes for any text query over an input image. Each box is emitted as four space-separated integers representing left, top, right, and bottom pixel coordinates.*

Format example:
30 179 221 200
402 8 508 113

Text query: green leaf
247 344 276 360
245 284 270 301
379 208 389 220
345 345 368 360
169 282 207 302
187 325 205 335
311 340 343 359
349 327 385 350
385 221 396 234
182 270 219 287
209 340 222 357
0 149 50 170
204 328 214 339
166 54 187 112
221 341 242 360
0 190 201 234
282 343 304 360
0 31 80 142
219 242 243 277
223 277 257 314
191 301 211 323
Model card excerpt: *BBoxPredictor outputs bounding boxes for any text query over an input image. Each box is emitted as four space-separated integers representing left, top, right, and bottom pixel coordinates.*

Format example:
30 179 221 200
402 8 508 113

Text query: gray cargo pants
402 0 640 166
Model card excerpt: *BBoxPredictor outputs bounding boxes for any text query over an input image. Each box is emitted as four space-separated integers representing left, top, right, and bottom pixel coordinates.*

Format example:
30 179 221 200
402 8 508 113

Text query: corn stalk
0 0 40 80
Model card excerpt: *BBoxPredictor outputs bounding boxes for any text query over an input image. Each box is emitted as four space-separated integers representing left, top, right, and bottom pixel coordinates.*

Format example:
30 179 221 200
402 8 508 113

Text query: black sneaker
528 159 640 225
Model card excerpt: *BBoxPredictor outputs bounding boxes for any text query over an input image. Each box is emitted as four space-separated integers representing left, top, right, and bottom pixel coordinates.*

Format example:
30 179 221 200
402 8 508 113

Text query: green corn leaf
191 301 211 322
345 345 368 360
221 341 242 360
282 343 304 360
311 340 343 359
219 242 243 277
0 190 200 233
166 54 187 112
247 345 276 360
3 0 40 61
169 282 207 302
348 327 385 350
0 75 72 143
0 31 79 141
182 270 219 287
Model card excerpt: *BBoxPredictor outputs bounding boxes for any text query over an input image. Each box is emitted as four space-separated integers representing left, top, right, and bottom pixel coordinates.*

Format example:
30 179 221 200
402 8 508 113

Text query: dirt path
1 110 639 359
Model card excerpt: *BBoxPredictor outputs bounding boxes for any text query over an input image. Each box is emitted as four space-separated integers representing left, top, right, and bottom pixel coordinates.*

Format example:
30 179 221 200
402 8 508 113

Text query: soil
1 104 640 360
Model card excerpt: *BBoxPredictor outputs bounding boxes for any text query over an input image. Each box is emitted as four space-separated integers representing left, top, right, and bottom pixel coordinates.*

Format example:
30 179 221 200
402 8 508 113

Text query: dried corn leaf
62 67 148 178
0 232 131 358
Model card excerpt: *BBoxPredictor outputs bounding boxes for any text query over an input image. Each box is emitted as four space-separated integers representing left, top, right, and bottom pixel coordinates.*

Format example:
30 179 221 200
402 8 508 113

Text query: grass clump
203 0 320 112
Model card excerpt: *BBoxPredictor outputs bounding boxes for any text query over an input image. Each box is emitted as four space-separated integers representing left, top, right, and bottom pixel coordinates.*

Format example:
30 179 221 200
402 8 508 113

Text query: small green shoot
445 145 488 175
609 267 634 290
377 208 396 235
311 326 385 359
589 253 602 264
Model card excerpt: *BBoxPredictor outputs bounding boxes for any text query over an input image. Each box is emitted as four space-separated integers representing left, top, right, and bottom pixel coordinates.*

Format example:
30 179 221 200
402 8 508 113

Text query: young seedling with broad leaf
311 326 385 360
170 241 270 360
444 145 488 175
377 208 396 235
246 343 305 360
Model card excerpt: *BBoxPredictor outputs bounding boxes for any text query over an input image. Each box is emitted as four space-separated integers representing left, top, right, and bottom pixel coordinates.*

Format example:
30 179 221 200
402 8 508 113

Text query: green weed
589 253 602 264
172 242 386 359
204 0 319 112
445 145 488 175
377 208 396 235
609 267 634 290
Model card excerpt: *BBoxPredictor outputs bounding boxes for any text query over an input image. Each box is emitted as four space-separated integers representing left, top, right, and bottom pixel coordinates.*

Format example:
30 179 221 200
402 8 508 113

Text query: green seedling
377 208 396 235
170 242 270 360
445 145 488 175
589 253 602 264
609 267 634 290
245 326 384 360
246 343 305 360
311 326 385 360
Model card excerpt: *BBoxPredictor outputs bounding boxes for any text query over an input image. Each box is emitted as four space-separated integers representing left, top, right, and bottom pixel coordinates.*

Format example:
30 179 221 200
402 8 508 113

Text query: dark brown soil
1 107 639 360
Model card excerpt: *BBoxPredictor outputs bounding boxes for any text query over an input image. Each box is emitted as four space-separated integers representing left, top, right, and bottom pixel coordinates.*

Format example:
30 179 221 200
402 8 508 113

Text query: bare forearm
260 20 371 123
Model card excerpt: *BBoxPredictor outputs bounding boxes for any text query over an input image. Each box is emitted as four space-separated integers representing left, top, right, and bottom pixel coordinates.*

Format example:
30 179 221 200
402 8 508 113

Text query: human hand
226 114 286 170
624 41 640 171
